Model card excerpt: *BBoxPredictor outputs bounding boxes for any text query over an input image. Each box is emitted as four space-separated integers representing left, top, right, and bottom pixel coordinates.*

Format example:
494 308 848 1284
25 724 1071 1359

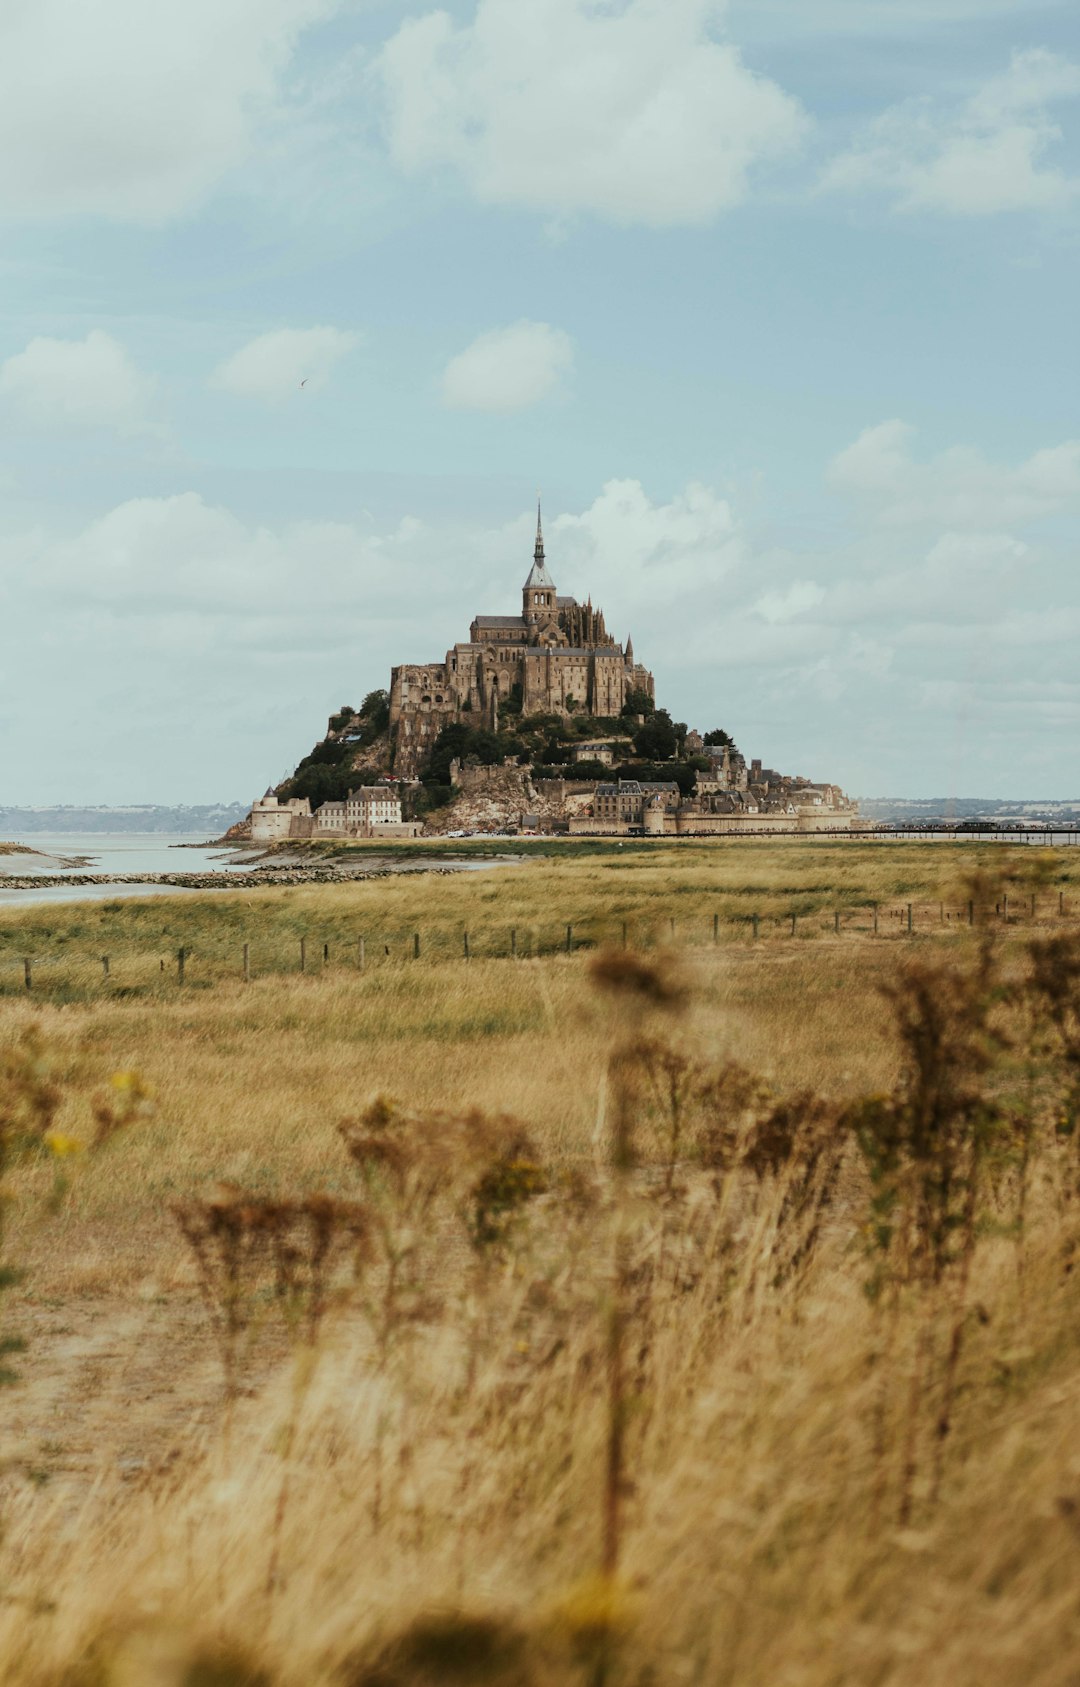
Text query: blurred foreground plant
844 938 1010 1520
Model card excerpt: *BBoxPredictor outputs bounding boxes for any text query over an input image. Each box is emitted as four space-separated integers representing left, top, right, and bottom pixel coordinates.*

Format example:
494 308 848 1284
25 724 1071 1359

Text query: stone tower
522 501 558 633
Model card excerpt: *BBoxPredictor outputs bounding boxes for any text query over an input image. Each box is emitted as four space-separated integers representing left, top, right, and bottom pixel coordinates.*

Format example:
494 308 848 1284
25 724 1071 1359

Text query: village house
252 785 420 843
570 741 623 766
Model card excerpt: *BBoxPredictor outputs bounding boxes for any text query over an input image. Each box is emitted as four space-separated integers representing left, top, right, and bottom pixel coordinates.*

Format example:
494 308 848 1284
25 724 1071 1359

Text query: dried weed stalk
1028 932 1080 1262
845 939 1009 1520
585 946 687 1684
172 1190 369 1407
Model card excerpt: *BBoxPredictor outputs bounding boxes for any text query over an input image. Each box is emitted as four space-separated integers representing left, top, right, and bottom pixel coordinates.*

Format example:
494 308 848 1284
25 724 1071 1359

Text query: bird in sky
299 378 307 387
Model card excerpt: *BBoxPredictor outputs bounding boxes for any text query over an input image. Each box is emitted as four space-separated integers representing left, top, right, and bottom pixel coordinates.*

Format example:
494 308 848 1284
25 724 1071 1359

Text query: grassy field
3 837 1078 998
0 841 1079 1685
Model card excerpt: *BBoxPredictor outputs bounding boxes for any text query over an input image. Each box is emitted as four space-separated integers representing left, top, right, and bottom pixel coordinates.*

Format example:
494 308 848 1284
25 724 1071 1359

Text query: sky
0 0 1078 804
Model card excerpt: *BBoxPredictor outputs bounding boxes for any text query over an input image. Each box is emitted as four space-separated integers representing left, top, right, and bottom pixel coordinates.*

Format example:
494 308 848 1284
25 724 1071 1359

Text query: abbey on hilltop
388 505 655 776
248 496 858 842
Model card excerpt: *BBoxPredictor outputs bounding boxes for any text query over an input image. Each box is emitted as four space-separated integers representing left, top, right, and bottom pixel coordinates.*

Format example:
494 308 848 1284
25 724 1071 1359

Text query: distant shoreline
0 806 248 835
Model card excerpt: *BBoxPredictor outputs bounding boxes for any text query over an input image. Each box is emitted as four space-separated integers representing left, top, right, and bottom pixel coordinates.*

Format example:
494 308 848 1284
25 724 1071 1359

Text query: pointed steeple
625 635 634 666
523 493 556 594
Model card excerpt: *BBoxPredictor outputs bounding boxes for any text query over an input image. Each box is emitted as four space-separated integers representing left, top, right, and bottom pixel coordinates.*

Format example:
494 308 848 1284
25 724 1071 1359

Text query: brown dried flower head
587 948 687 1009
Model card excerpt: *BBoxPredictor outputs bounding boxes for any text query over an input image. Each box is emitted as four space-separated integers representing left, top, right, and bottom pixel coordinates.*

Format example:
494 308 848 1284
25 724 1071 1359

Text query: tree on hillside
424 723 524 788
621 688 654 718
283 762 354 807
424 723 474 788
359 690 390 733
633 709 677 762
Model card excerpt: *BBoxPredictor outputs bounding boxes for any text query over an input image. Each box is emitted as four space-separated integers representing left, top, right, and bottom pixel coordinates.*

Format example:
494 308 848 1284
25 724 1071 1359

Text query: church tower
522 500 558 633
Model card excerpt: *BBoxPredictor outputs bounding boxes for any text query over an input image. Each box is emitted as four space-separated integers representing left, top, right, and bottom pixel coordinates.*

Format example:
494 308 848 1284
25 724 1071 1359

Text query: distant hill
858 798 1080 824
0 804 249 835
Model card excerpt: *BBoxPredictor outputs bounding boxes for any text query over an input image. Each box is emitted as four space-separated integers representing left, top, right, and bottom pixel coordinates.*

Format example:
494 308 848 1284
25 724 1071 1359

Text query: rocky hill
421 766 597 834
265 687 853 837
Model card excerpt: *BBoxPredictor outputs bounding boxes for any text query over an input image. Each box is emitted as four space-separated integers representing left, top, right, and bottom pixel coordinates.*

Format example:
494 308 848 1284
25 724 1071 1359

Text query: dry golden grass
3 836 1077 997
0 842 1078 1685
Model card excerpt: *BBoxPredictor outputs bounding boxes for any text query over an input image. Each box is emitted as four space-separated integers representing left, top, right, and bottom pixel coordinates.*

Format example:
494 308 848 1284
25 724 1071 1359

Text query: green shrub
621 688 654 718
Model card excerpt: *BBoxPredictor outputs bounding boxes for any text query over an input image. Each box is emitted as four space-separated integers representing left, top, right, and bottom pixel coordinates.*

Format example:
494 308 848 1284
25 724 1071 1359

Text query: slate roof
524 557 556 589
473 615 526 628
524 646 623 658
596 780 679 797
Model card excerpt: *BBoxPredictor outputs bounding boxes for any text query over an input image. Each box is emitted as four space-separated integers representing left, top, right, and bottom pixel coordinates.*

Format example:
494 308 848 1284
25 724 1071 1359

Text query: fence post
243 942 250 983
299 938 306 973
323 941 329 966
669 917 675 940
752 913 759 942
463 931 470 962
566 924 573 954
510 928 517 958
358 936 365 972
178 947 186 984
1002 893 1008 923
834 910 840 935
413 932 420 960
873 904 879 936
101 955 110 977
23 958 31 992
713 912 719 944
791 913 797 937
968 900 975 927
907 904 913 935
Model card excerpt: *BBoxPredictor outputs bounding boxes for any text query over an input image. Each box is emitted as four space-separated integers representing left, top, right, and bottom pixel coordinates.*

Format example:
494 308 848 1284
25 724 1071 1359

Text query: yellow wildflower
111 1070 149 1094
45 1131 84 1159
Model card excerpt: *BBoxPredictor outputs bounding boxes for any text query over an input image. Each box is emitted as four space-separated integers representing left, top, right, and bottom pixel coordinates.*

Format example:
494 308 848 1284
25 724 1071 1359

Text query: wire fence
2 891 1077 999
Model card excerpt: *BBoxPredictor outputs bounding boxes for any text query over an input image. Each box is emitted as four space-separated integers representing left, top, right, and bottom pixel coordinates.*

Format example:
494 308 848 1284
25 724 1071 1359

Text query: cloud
375 0 807 226
819 531 1032 631
754 580 825 623
822 49 1080 215
0 331 154 433
441 322 574 412
0 0 333 221
828 420 1080 527
734 0 1053 35
552 478 746 621
210 326 360 403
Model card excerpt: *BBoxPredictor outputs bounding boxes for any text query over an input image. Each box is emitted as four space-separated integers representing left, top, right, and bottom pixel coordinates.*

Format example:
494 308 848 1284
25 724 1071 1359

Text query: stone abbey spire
523 494 557 617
